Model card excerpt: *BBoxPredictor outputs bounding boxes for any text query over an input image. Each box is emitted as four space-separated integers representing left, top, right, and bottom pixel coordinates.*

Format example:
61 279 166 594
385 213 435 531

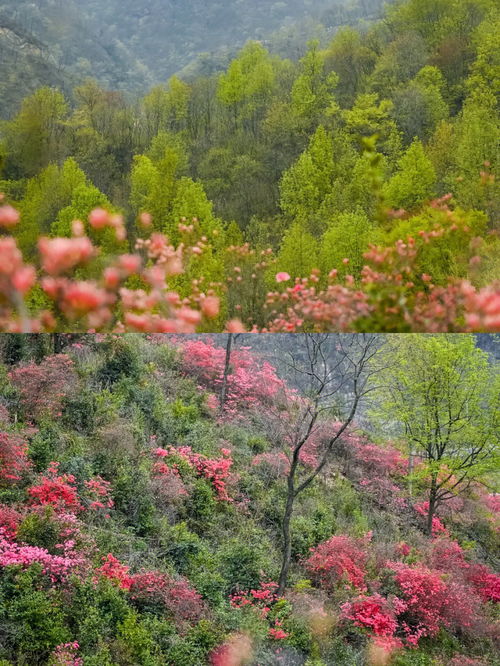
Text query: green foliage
276 223 319 279
0 334 498 665
320 212 373 278
383 139 436 210
0 566 70 663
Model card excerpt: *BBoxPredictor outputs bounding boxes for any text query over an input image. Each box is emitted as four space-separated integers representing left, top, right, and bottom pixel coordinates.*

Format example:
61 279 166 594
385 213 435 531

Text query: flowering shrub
28 463 82 513
414 501 449 536
265 208 500 333
305 535 369 591
49 642 83 666
426 538 469 573
483 494 500 514
389 562 477 645
96 554 205 625
351 438 407 477
341 594 398 637
268 621 289 640
180 339 285 412
0 431 31 484
359 477 407 511
153 445 234 501
0 527 85 582
230 581 281 619
0 504 22 539
9 354 76 420
151 464 189 505
466 564 500 603
129 570 204 626
396 542 411 558
97 553 133 589
83 476 114 517
0 206 218 333
230 581 290 641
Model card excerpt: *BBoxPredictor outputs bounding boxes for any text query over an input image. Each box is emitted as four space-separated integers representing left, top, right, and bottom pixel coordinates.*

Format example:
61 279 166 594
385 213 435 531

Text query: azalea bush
8 353 76 420
180 338 285 412
0 431 31 484
153 444 235 501
304 534 370 591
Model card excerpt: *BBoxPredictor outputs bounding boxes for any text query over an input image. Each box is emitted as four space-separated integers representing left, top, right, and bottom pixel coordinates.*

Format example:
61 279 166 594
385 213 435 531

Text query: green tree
383 139 436 210
449 94 499 216
319 212 373 278
217 42 276 132
342 93 402 159
275 223 319 278
379 334 500 534
4 87 69 178
15 159 87 258
324 27 376 108
291 41 339 131
392 66 449 143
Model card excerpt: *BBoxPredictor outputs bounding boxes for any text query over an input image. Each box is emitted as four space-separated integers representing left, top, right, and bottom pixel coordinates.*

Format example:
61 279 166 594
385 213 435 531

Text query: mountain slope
0 0 385 118
0 334 498 665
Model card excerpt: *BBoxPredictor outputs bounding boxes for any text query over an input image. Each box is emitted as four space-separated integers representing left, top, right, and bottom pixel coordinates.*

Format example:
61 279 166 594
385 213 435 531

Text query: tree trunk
408 447 415 497
277 477 295 596
426 475 438 535
220 333 233 413
52 333 64 354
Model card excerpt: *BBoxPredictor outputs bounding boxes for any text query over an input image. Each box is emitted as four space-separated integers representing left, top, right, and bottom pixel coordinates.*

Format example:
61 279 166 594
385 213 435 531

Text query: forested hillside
0 333 498 665
0 0 384 119
0 0 499 333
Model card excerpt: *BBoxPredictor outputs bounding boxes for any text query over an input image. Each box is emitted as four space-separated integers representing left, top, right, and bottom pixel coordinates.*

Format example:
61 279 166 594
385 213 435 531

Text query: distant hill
0 0 149 118
0 0 384 118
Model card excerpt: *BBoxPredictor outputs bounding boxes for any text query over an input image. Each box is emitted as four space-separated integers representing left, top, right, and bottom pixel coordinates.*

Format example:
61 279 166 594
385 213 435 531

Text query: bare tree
256 334 385 595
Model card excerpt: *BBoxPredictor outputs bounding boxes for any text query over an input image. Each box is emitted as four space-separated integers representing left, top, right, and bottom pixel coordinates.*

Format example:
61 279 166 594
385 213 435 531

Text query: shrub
9 355 76 421
341 594 398 637
28 462 82 513
129 570 205 627
0 432 30 485
305 535 369 591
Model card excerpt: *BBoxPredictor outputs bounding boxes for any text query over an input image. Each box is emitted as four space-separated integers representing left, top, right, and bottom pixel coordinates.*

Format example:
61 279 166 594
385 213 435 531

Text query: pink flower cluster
265 214 500 333
1 200 499 332
351 438 407 477
9 354 76 420
230 581 281 619
96 555 204 626
97 553 134 589
0 528 85 583
414 501 449 536
389 561 477 645
305 535 369 591
84 476 114 517
129 570 205 626
341 594 398 637
268 621 289 640
153 445 234 501
28 462 82 513
0 206 217 333
0 504 22 539
180 339 285 413
49 642 83 666
0 431 31 484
